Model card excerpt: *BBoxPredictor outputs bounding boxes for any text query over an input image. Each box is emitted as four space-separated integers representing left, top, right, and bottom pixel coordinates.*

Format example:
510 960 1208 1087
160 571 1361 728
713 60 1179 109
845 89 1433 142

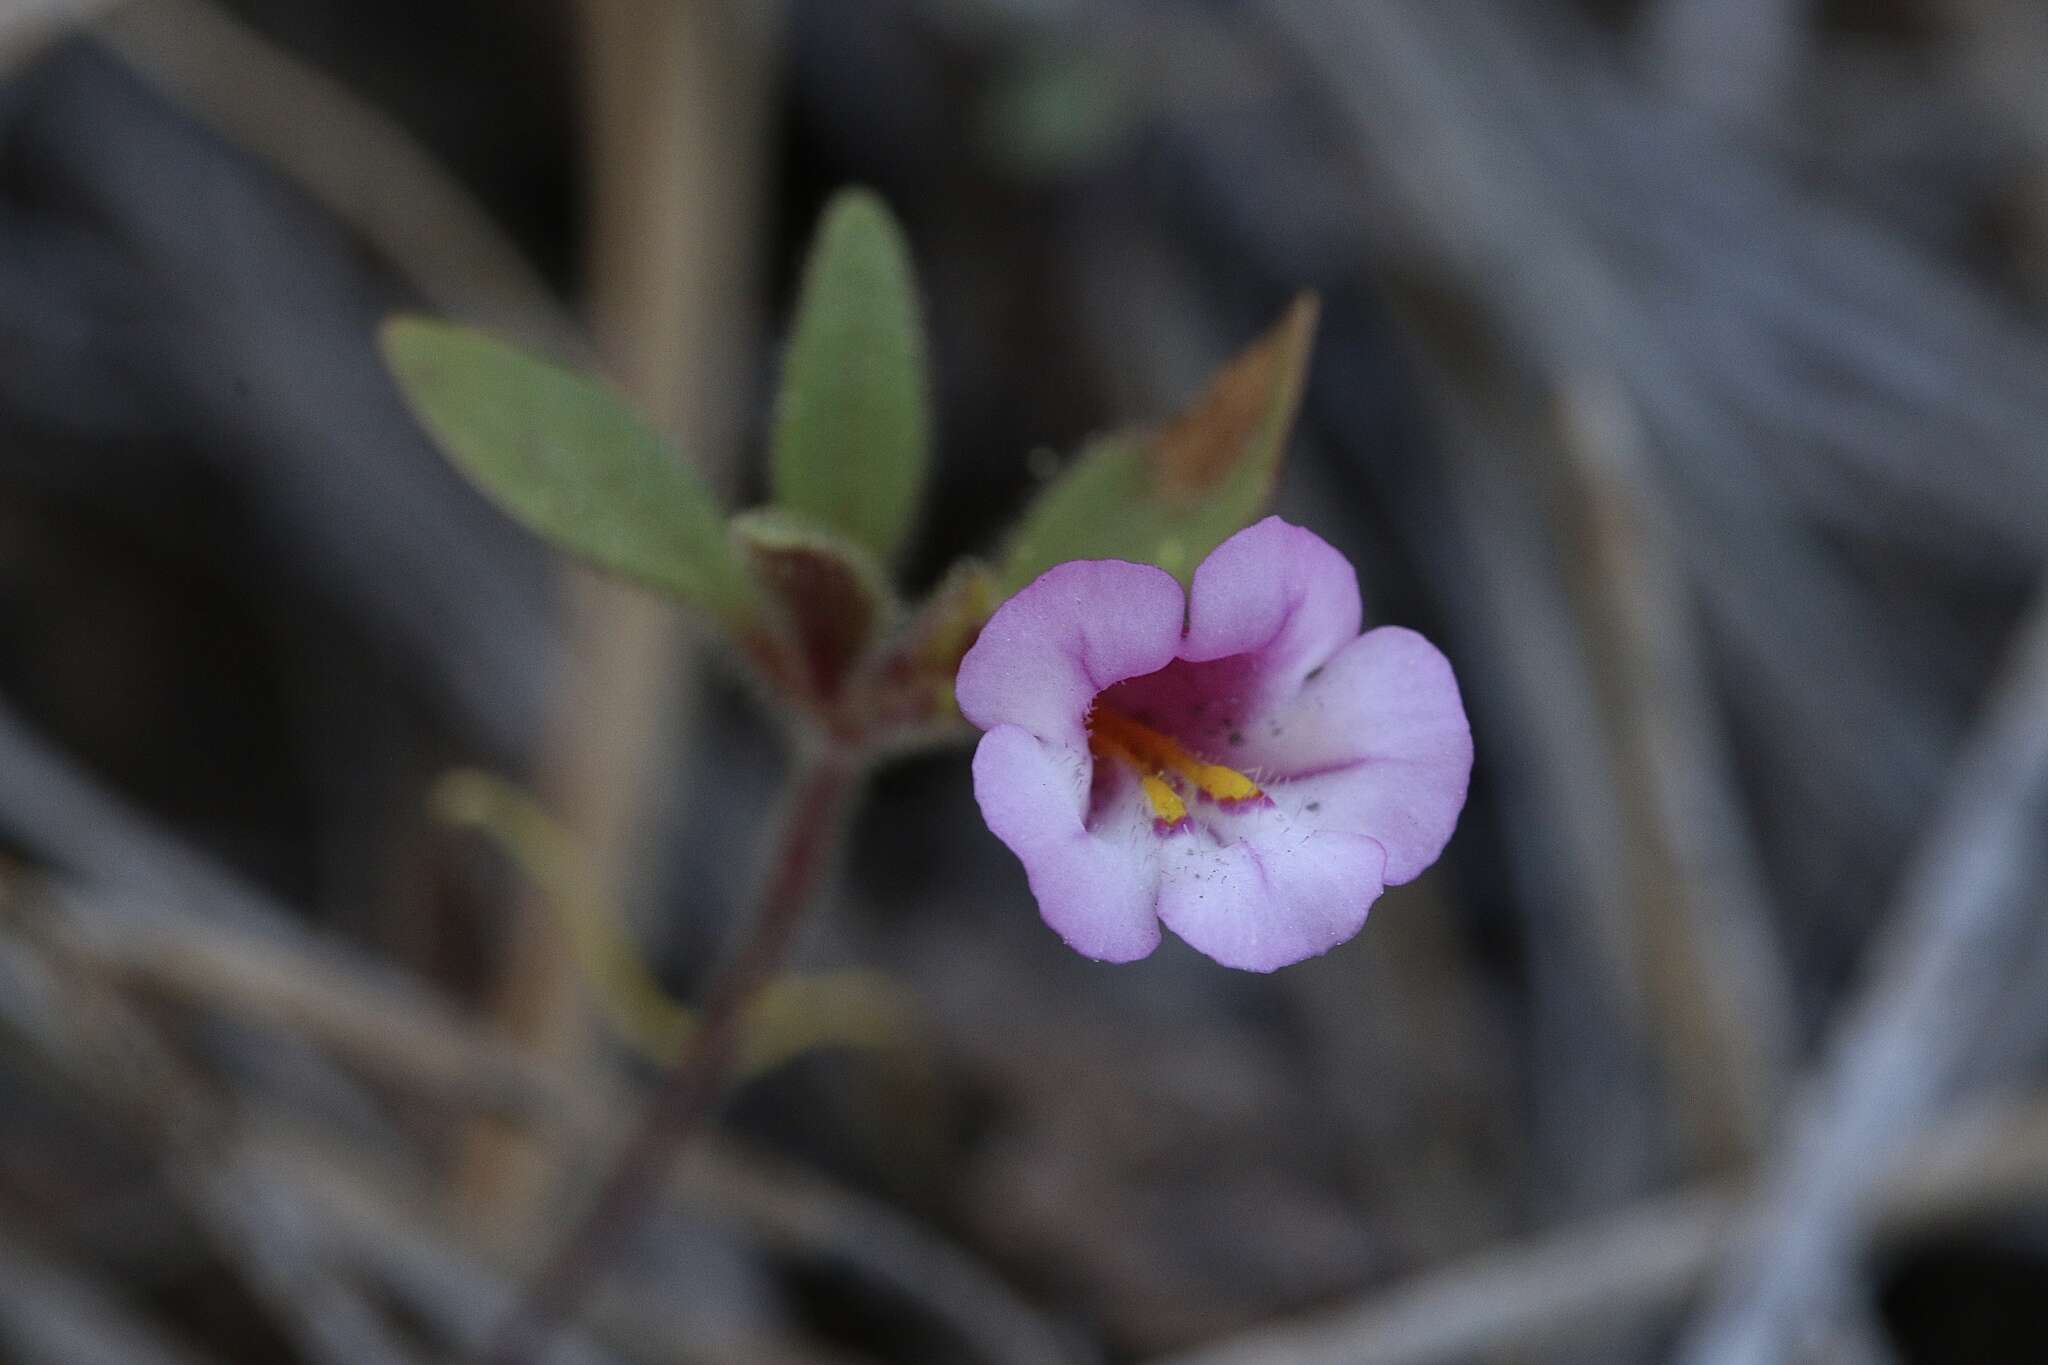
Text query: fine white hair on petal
1156 827 1388 972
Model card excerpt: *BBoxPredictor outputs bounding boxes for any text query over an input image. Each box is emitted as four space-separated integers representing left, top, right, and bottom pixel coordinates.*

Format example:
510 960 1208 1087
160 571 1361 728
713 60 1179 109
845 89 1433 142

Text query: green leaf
997 294 1319 591
771 189 933 564
380 317 750 619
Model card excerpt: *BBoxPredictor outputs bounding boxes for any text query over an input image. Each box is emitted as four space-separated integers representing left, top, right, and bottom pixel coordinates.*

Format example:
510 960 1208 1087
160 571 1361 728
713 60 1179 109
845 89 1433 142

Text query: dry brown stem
1148 1092 2048 1365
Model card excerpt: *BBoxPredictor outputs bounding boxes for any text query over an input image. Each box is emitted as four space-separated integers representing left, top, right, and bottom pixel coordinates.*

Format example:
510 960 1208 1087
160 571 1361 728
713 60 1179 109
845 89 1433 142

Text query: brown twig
1145 1091 2048 1365
0 920 636 1365
1401 360 1665 1212
250 1121 700 1365
1556 374 1794 1169
477 752 856 1365
41 834 2047 1365
0 694 1079 1365
459 0 781 1217
0 1219 223 1365
94 0 583 357
1676 587 2048 1362
0 922 427 1365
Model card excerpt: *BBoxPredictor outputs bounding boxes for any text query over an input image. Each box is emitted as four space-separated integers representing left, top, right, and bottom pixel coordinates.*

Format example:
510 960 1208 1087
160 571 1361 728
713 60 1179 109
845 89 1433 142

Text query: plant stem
475 751 856 1365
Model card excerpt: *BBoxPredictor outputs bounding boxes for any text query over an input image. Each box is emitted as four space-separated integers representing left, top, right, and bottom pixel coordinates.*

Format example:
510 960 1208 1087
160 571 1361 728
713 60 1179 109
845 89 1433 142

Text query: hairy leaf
998 294 1318 590
380 316 750 618
771 189 933 564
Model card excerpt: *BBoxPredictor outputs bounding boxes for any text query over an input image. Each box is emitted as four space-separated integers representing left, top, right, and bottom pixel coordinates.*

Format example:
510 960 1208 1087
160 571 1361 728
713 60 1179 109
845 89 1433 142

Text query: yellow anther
1141 774 1188 825
1184 758 1261 804
1086 705 1264 808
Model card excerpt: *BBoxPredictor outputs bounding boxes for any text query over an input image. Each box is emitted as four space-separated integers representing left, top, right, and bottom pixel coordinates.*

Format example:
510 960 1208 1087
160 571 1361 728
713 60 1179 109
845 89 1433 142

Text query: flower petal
970 724 1164 962
1254 626 1471 884
956 559 1185 748
1100 517 1365 758
1181 517 1362 683
1156 822 1387 971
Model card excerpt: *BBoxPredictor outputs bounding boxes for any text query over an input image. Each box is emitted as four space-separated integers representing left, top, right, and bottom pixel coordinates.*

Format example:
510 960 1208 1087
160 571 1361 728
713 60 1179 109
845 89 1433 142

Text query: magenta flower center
1084 659 1270 834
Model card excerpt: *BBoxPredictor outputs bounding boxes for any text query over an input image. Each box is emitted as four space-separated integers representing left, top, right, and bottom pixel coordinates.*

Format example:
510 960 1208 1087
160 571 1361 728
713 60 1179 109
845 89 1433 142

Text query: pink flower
956 517 1471 971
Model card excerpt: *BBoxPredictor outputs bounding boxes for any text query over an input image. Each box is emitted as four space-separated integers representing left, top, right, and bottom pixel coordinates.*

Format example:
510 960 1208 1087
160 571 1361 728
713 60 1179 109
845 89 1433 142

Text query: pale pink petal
1155 821 1388 971
957 519 1470 973
1103 518 1365 756
1181 517 1362 682
1251 627 1471 884
970 724 1164 962
956 560 1185 749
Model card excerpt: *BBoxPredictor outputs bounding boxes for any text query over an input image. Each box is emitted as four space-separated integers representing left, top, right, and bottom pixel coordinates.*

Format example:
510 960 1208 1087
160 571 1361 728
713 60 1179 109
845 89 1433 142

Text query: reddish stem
476 752 855 1365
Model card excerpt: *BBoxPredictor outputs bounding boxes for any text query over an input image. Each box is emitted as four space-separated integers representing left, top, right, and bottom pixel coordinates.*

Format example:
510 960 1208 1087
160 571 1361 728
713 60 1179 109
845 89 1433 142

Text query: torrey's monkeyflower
956 517 1471 971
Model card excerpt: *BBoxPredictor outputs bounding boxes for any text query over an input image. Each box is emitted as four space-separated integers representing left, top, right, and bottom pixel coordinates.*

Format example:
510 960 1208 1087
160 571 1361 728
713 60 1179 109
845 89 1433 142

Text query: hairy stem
476 751 856 1365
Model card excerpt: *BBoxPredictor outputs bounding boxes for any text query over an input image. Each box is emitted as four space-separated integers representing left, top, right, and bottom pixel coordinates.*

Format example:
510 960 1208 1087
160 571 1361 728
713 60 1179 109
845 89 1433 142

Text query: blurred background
2 0 2048 1362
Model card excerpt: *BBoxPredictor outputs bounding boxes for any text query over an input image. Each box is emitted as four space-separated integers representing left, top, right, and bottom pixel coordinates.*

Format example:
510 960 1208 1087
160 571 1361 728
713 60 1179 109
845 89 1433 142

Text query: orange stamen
1086 705 1264 817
